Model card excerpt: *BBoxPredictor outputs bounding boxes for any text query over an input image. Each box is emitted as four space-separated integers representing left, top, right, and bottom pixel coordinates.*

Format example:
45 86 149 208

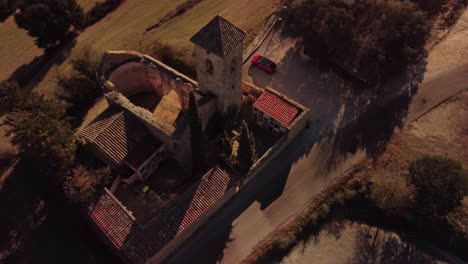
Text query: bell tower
190 15 246 113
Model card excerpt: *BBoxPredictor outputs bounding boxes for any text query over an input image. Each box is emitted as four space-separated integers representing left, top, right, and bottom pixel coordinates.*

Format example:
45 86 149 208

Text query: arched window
205 58 213 75
231 58 236 73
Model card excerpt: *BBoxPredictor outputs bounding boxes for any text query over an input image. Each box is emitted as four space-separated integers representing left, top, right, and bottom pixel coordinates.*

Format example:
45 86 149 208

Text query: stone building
78 16 245 183
190 15 246 113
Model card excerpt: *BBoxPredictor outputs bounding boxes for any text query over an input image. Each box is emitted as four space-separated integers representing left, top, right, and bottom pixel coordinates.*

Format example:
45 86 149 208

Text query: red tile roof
87 167 234 264
87 189 136 250
253 90 300 127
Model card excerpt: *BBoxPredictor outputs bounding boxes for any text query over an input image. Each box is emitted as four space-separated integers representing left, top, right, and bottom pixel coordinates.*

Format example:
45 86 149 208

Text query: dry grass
32 0 278 95
77 0 104 12
0 16 42 81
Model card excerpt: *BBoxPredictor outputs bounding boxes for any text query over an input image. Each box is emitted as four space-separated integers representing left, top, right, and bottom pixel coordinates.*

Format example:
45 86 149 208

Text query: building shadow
7 38 77 88
247 64 273 87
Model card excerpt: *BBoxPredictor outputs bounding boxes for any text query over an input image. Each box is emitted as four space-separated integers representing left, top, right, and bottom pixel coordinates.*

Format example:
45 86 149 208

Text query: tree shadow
347 226 439 264
7 38 77 88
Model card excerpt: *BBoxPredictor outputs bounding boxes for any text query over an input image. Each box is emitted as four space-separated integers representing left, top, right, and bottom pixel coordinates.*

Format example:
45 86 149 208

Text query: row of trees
283 0 433 83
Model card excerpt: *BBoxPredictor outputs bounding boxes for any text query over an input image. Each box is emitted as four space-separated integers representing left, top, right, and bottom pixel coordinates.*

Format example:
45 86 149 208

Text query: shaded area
114 159 188 225
0 159 118 263
7 38 77 88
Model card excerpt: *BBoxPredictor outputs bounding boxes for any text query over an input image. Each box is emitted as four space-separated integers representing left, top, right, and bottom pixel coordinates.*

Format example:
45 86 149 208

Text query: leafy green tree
238 121 256 173
58 49 102 123
409 155 467 217
63 165 111 203
188 91 208 176
3 91 76 184
15 0 84 48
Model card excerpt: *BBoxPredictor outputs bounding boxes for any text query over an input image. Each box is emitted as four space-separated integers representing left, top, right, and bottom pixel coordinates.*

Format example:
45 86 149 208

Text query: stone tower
190 16 246 113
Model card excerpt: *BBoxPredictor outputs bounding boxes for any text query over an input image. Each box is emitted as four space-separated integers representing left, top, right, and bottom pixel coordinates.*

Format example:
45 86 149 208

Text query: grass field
33 0 279 94
0 0 101 82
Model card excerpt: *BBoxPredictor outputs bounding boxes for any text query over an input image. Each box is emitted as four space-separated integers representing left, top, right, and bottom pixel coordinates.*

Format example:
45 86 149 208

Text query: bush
63 166 111 203
370 177 413 214
83 0 123 28
57 47 102 124
148 41 197 79
409 155 466 217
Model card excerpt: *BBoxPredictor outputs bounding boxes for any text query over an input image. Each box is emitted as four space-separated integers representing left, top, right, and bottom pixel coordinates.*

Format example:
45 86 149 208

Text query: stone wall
158 100 310 263
193 44 242 112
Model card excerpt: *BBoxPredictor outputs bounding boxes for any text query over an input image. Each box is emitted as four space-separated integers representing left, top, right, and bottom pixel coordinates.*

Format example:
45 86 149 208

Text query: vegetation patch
281 0 444 84
146 0 206 32
83 0 123 28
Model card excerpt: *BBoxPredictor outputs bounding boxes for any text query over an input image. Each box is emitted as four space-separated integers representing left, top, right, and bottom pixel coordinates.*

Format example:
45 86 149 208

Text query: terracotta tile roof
253 90 300 127
190 15 246 57
78 108 150 167
88 189 136 250
87 167 234 264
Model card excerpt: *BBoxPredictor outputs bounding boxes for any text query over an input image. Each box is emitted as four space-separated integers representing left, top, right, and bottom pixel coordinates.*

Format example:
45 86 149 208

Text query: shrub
148 41 197 79
409 155 466 217
63 166 111 203
370 177 413 214
57 47 102 124
83 0 123 28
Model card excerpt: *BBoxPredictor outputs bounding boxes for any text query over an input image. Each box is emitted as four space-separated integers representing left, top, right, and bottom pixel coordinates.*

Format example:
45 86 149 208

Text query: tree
63 166 111 203
409 155 467 217
238 121 256 173
188 91 208 176
220 131 232 159
57 48 102 123
0 0 17 22
14 0 84 48
3 91 76 184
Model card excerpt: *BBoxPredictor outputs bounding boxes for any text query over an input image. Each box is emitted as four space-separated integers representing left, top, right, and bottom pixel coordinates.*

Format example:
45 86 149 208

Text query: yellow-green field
0 0 101 82
0 0 278 94
35 0 279 94
78 0 103 11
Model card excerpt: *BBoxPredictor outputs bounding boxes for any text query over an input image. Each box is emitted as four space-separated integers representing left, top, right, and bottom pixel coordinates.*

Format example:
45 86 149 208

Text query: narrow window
231 58 236 73
205 58 213 75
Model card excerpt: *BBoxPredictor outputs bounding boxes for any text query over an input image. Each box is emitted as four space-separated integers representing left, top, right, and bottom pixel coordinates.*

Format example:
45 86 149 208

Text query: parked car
252 55 277 74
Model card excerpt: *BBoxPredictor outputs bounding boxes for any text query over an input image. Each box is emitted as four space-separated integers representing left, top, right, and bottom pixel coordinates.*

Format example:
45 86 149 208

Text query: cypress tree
238 121 256 173
188 91 207 176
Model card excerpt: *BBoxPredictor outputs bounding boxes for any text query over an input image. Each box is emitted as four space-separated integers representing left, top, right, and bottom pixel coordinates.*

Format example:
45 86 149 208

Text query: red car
252 55 277 74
